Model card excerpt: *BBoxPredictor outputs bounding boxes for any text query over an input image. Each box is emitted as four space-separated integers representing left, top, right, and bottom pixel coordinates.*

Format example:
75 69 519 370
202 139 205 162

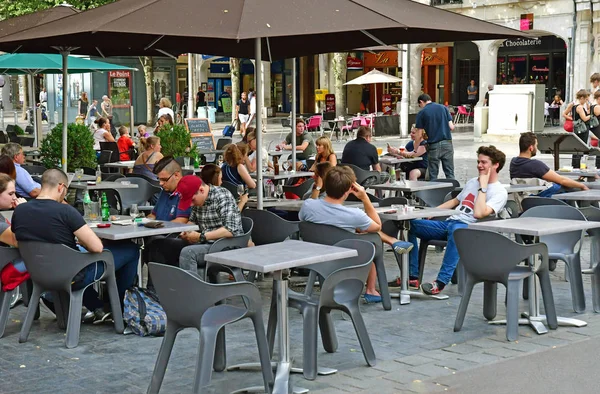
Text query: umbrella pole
373 83 377 136
292 58 296 171
255 38 263 210
61 50 69 171
28 73 37 147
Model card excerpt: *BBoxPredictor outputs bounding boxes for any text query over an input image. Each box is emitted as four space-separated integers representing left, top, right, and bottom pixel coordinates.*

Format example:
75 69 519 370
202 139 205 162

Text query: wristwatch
478 187 488 193
199 233 207 243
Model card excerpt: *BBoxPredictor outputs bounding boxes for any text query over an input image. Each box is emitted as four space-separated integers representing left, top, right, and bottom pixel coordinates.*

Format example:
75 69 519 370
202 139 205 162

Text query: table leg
389 226 449 305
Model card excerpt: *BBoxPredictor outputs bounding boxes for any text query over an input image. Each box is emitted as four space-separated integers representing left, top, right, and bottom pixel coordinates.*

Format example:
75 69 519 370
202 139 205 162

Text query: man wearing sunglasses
148 156 190 223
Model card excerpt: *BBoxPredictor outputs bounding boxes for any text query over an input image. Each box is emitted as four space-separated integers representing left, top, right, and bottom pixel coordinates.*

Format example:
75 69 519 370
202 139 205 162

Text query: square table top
553 190 600 201
69 181 139 190
90 220 198 240
468 217 600 236
379 156 423 165
503 184 549 194
369 180 452 192
375 206 457 221
251 171 314 180
204 240 358 273
245 199 373 211
103 161 135 168
556 170 598 178
198 149 225 155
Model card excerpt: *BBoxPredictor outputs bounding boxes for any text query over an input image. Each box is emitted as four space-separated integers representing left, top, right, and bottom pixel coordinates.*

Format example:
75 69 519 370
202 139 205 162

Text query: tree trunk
230 58 240 124
20 75 28 120
141 56 154 125
332 52 348 117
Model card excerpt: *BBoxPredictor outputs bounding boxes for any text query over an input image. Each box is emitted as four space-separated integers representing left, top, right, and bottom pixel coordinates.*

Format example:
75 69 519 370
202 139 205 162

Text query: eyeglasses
158 172 175 183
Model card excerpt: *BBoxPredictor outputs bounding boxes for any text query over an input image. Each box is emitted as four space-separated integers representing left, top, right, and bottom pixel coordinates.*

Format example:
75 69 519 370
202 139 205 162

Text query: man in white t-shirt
408 145 508 295
300 166 414 304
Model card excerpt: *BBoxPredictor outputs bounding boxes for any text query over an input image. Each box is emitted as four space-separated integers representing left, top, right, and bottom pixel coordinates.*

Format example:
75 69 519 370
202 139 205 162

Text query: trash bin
198 106 208 119
207 106 217 124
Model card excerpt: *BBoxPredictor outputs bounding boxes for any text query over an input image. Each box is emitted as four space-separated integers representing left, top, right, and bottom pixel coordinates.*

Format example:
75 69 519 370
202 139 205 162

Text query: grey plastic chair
267 239 376 380
220 180 239 198
346 192 381 204
299 221 391 311
125 172 160 186
521 196 568 211
453 228 557 341
146 263 273 394
283 178 315 199
204 217 254 283
577 206 600 311
115 177 161 213
522 205 587 312
17 241 124 348
242 209 299 246
0 247 21 338
344 163 380 188
414 184 454 207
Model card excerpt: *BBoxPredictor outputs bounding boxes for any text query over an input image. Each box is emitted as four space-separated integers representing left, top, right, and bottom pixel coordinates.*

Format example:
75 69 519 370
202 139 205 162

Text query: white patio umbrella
345 68 402 116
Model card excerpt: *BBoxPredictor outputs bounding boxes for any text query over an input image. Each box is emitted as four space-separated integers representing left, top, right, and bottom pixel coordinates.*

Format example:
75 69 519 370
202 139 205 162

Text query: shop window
508 56 527 84
56 73 84 108
497 56 507 84
528 55 549 84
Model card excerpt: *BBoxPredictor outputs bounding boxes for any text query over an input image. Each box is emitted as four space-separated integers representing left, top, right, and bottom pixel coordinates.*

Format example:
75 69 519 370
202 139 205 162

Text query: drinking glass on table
129 204 139 220
282 161 291 173
89 201 100 222
75 168 84 184
183 157 191 169
276 184 284 200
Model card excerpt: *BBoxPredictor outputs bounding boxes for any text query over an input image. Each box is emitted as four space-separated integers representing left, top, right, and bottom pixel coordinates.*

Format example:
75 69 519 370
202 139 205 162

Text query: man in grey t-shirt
299 166 412 304
467 80 478 109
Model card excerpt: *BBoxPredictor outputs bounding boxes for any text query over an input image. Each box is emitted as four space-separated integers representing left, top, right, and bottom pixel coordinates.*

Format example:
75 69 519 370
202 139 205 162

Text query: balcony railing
431 0 463 5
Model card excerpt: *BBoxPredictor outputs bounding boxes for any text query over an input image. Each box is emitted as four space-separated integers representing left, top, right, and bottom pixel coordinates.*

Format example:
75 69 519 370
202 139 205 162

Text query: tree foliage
0 0 115 20
41 123 97 171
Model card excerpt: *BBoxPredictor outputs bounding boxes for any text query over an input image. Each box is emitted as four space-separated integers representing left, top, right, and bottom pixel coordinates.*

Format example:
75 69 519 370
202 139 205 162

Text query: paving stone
408 363 455 378
404 380 449 393
441 343 482 355
482 347 525 358
456 352 503 364
434 357 478 372
381 369 428 385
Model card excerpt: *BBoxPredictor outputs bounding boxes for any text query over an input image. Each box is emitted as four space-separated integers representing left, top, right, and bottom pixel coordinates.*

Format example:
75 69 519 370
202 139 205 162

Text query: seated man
275 118 316 170
299 166 413 304
408 145 508 295
510 132 588 197
149 156 190 223
149 175 243 272
1 142 40 199
341 126 388 184
11 169 138 321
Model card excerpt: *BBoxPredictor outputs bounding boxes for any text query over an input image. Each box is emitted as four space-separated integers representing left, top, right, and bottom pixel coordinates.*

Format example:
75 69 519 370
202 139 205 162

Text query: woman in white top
157 97 175 121
93 117 116 150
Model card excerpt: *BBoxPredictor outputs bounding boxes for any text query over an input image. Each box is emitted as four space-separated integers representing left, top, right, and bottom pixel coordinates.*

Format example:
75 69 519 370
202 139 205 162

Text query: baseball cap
176 175 202 211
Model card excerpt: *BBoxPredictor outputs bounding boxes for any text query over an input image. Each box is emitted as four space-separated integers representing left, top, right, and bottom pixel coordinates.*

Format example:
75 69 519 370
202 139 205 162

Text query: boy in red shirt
117 126 135 161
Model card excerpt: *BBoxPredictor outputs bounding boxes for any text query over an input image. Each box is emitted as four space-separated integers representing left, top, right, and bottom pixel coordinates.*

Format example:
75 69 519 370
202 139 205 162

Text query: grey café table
91 219 199 287
369 180 452 193
378 156 423 165
103 160 135 169
204 240 357 394
68 181 139 191
250 171 314 181
245 198 374 211
376 206 458 304
556 169 598 181
554 189 600 203
469 217 600 334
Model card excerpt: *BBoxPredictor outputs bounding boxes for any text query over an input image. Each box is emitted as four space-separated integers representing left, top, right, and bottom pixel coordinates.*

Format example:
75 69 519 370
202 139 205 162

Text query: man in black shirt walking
236 91 250 137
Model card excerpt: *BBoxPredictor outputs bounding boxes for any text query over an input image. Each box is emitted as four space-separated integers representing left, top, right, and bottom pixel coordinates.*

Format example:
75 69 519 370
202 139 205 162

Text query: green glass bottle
101 192 110 222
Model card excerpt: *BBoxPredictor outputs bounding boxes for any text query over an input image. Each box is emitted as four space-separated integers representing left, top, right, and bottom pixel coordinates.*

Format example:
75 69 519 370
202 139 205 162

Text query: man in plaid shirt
147 175 243 272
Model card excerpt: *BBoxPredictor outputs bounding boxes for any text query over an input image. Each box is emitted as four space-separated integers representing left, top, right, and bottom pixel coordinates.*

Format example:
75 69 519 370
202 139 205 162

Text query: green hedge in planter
14 125 25 135
154 124 192 157
40 123 96 172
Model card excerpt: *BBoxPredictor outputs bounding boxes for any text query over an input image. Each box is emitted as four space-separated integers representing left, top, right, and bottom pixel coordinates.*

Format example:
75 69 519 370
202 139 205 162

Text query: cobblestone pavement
2 125 594 394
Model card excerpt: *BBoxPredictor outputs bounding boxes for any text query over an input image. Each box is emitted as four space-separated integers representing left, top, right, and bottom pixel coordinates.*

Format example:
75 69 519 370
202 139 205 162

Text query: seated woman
0 174 27 294
387 127 428 181
0 155 17 180
221 143 257 190
133 136 163 181
310 162 333 199
201 163 248 211
155 113 174 132
92 117 116 151
244 129 272 173
311 136 337 169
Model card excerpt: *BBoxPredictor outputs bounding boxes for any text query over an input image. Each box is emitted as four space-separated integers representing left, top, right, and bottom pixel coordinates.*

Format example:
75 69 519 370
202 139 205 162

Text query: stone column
475 40 502 105
409 44 426 115
573 0 592 94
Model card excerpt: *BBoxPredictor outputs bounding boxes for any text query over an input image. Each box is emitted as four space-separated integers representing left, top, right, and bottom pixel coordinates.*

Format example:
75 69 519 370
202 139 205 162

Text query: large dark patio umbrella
0 0 527 212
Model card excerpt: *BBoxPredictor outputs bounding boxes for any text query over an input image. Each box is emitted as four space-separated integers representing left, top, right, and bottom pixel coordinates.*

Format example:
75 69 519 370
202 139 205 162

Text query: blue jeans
74 241 139 311
427 140 455 180
536 183 563 198
408 219 467 284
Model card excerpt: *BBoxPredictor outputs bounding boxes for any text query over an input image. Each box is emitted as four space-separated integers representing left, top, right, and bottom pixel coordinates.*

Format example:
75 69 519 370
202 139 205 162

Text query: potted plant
14 125 25 135
40 123 96 172
154 124 192 157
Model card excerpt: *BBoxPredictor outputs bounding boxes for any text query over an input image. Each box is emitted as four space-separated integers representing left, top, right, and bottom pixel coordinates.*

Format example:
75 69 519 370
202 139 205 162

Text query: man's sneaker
421 281 444 295
387 277 419 289
92 309 112 325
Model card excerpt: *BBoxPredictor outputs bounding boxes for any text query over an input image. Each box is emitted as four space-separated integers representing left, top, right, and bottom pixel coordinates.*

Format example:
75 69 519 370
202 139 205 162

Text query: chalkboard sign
185 118 211 134
191 133 216 152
